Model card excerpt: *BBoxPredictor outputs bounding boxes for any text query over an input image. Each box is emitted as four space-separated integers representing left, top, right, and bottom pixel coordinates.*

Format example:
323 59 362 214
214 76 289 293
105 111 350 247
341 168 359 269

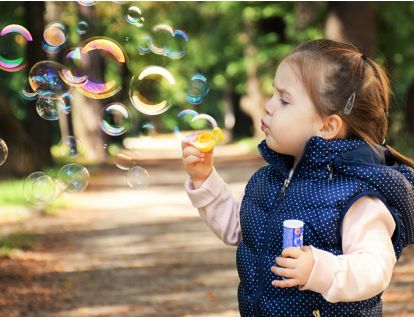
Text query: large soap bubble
0 24 32 72
29 61 70 97
76 37 126 99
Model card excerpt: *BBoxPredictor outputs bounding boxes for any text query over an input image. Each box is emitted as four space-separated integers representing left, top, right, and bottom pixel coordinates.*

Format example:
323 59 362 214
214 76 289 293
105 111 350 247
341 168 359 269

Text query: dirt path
1 154 414 317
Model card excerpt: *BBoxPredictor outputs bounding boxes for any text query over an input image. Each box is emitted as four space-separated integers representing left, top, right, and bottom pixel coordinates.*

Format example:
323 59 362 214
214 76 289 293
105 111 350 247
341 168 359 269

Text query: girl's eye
279 98 289 106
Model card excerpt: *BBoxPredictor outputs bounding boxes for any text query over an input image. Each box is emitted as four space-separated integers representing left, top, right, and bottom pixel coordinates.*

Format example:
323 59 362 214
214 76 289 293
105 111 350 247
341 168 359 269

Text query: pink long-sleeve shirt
185 168 397 303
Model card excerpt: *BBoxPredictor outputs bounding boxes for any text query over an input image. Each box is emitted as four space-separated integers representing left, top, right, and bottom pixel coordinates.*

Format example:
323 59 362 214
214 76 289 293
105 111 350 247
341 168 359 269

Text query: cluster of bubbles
23 163 89 205
1 2 219 201
138 24 188 59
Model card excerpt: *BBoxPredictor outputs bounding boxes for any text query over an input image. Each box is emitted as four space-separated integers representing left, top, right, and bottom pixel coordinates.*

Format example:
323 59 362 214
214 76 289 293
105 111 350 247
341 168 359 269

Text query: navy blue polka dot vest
237 137 414 316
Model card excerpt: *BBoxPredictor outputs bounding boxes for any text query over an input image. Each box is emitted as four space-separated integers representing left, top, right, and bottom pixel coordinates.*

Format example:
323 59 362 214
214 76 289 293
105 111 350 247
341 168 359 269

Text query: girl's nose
264 99 273 115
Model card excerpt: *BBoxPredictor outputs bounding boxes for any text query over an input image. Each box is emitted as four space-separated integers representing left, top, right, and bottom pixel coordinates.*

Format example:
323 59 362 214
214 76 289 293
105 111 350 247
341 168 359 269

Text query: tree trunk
325 2 376 57
0 91 37 179
24 1 54 168
70 3 107 163
239 23 266 141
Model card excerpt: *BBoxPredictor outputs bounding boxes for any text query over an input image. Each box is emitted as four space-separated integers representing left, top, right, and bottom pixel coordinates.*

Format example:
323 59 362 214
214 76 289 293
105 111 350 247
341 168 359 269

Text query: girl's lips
261 119 268 132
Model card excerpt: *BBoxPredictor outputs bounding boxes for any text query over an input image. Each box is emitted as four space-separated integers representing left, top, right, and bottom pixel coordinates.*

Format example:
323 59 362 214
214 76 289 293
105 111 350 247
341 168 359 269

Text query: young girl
182 39 414 316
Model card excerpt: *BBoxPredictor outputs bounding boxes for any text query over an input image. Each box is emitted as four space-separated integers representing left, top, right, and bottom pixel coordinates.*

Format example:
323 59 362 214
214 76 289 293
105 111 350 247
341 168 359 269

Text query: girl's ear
320 114 346 139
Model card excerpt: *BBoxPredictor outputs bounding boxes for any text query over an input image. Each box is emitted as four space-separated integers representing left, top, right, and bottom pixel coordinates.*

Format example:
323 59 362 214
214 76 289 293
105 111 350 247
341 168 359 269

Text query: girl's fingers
275 256 296 269
281 247 302 259
183 146 204 159
271 266 295 278
271 278 299 288
185 155 204 165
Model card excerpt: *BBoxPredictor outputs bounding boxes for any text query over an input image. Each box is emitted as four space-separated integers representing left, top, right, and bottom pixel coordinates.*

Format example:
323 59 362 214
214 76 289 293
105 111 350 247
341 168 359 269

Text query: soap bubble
32 175 55 202
77 0 96 6
114 153 134 171
57 136 83 158
127 166 150 189
100 103 131 136
18 79 38 101
129 66 176 115
60 47 89 87
0 24 33 72
43 22 67 48
57 163 89 193
125 6 144 27
23 172 55 204
29 61 70 96
77 37 126 99
36 96 65 121
146 24 188 59
139 121 156 138
137 34 152 55
77 20 88 35
185 74 209 105
59 92 72 114
174 111 221 152
0 138 8 166
173 109 199 139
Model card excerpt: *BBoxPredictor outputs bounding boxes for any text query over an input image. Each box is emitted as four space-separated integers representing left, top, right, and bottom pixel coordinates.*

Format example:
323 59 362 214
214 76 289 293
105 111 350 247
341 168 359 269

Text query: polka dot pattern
236 136 414 316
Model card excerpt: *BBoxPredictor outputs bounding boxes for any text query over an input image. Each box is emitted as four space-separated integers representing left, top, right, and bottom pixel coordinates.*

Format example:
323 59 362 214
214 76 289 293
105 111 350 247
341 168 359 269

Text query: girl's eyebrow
272 82 293 97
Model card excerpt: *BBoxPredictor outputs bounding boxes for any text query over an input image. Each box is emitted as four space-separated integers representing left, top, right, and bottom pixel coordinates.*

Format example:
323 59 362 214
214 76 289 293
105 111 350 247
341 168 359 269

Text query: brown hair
284 39 414 168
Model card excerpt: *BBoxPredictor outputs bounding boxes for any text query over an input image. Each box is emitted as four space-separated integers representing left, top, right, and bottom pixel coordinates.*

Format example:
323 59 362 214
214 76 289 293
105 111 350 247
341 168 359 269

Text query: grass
0 178 30 207
0 233 39 257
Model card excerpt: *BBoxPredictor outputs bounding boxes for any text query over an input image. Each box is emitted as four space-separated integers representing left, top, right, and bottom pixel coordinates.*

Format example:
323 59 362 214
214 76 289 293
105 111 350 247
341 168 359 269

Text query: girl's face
261 60 324 161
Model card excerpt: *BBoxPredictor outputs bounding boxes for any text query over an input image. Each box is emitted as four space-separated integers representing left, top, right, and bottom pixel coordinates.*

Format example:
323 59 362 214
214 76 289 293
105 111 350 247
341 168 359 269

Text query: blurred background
1 2 414 317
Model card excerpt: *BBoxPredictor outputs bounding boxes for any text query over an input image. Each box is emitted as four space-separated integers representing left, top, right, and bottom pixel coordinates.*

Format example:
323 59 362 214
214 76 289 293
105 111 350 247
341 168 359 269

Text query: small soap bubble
114 153 134 171
77 20 88 35
77 0 96 6
139 121 156 138
129 66 176 115
43 22 67 47
127 166 150 189
125 6 144 27
100 103 131 136
36 96 65 121
137 34 152 55
23 172 55 204
57 163 89 193
57 136 83 158
29 61 70 96
18 79 38 101
0 138 8 166
185 74 209 105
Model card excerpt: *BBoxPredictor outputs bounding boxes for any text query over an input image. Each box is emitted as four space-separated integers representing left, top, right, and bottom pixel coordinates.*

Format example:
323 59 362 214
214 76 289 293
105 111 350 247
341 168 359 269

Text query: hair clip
344 92 356 115
361 54 368 61
381 138 387 146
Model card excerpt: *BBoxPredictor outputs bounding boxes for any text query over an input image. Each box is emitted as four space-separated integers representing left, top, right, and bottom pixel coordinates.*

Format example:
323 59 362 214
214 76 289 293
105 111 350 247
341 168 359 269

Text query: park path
1 149 414 317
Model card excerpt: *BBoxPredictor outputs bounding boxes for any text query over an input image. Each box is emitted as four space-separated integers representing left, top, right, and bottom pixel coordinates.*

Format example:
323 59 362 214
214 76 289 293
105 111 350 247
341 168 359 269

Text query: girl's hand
270 246 314 288
182 139 214 189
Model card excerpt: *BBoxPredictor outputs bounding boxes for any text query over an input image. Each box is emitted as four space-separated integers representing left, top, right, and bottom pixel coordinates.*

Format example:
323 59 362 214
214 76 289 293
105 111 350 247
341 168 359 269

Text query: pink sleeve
300 196 397 302
185 168 242 246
